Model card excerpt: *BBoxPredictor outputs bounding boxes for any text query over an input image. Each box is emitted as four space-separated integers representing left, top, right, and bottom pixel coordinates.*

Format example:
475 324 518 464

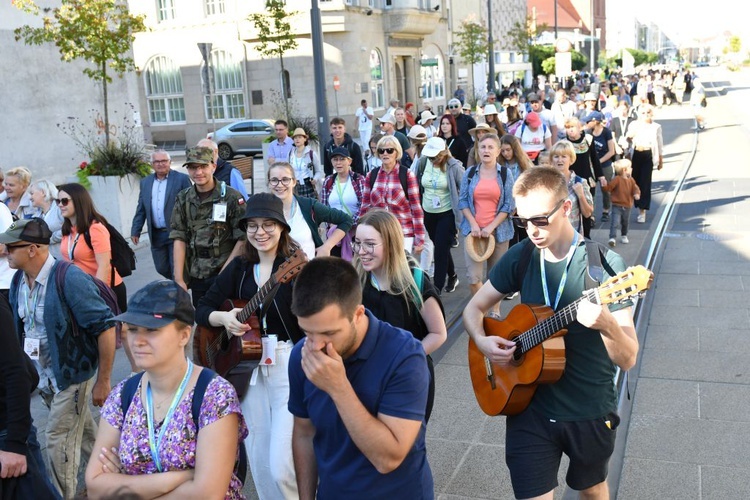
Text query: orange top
473 178 501 227
60 221 123 287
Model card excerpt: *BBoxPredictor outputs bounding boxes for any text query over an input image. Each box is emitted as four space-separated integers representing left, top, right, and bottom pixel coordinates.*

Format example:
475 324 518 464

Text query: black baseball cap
114 280 194 328
0 217 52 245
330 146 351 159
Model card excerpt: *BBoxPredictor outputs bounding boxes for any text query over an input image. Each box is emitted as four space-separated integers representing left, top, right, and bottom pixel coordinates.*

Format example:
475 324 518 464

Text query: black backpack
120 368 248 485
83 221 136 286
368 165 410 195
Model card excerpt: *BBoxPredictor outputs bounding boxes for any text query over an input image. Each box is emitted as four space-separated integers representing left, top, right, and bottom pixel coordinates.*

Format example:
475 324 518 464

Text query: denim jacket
9 260 116 392
457 163 516 243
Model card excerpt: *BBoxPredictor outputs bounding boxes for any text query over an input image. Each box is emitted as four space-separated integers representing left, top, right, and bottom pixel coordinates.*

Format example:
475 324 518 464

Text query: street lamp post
487 0 494 93
590 0 595 74
311 0 329 145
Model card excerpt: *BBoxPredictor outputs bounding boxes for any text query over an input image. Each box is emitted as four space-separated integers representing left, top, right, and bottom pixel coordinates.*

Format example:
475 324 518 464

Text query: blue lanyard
540 232 579 310
370 273 382 291
22 281 41 331
146 360 194 472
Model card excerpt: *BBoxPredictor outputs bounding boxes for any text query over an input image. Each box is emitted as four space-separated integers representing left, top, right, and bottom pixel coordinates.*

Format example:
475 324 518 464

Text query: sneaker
504 291 518 300
608 238 616 247
444 274 459 293
451 234 459 248
601 212 610 222
636 214 646 223
620 235 629 244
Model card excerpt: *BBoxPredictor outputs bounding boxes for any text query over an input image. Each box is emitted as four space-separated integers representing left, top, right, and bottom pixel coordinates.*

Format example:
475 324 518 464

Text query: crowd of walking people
0 64 702 499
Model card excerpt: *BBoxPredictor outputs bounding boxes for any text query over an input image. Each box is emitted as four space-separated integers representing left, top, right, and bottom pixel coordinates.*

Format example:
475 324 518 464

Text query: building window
156 0 175 22
145 56 185 123
370 49 384 108
204 0 225 16
420 52 445 101
204 50 245 121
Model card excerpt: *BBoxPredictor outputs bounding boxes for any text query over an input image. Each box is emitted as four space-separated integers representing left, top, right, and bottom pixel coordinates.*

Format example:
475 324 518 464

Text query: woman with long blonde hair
353 209 446 421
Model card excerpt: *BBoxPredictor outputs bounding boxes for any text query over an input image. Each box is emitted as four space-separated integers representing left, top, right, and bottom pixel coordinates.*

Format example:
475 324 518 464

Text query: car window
251 121 272 132
229 122 252 133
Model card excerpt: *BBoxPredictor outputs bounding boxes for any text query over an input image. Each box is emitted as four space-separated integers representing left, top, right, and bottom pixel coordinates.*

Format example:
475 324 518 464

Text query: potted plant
60 105 151 234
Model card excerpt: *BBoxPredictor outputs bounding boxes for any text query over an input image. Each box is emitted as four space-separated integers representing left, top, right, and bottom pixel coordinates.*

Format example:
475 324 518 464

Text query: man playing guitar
463 167 639 500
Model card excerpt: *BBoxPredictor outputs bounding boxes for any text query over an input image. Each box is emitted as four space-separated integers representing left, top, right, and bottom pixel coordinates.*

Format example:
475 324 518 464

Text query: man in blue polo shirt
288 257 433 499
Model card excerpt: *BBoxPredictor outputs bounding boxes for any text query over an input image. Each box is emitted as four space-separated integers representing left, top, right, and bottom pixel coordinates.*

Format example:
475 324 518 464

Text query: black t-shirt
361 268 444 341
195 255 303 343
488 240 630 420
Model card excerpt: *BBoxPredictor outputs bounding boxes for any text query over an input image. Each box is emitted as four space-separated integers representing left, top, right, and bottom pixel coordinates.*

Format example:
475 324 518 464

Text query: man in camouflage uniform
170 146 246 309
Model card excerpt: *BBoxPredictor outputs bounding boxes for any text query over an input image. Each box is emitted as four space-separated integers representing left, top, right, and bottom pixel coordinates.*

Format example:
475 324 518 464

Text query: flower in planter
60 104 152 189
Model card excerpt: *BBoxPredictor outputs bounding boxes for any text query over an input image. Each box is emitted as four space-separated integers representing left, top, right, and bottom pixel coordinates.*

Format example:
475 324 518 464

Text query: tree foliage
248 0 299 120
728 35 741 54
506 16 549 54
454 19 490 99
13 0 146 146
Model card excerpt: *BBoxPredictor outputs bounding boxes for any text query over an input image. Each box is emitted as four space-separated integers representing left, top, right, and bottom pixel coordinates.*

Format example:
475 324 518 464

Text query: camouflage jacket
170 179 245 280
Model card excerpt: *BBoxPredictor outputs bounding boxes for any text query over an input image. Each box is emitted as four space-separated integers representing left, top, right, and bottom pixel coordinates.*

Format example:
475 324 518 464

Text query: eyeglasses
377 148 396 155
268 177 293 187
352 240 382 254
152 159 171 164
56 197 71 207
448 105 460 109
246 221 278 234
511 199 566 228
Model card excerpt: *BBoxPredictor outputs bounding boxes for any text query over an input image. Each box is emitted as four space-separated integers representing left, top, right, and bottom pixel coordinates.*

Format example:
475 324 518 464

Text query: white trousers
241 341 298 500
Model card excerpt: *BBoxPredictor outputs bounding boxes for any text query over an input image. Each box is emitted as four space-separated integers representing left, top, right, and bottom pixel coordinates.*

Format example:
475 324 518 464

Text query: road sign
555 52 572 78
333 76 340 91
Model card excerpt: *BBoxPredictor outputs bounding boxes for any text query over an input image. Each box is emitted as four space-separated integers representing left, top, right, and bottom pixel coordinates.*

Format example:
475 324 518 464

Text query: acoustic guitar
196 248 308 377
468 265 653 416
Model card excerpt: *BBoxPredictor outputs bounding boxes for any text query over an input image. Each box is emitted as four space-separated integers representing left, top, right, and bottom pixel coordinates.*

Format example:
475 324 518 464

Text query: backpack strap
467 165 478 181
398 165 408 196
82 224 116 287
54 260 81 337
120 372 146 419
368 167 380 189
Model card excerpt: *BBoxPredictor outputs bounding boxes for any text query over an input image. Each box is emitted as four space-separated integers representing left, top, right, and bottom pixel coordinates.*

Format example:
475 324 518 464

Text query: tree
455 19 490 100
506 16 548 54
248 0 299 121
13 0 146 147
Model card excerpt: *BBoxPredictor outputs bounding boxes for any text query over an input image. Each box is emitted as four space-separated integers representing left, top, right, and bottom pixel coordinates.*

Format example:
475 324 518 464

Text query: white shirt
327 176 358 218
288 201 316 261
356 106 374 129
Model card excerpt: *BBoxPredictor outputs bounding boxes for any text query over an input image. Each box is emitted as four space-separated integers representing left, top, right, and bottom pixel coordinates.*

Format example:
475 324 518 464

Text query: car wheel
218 143 234 160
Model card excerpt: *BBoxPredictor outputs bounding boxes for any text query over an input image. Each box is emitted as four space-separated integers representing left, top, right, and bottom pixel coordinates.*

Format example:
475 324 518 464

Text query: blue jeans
0 423 61 499
609 205 631 239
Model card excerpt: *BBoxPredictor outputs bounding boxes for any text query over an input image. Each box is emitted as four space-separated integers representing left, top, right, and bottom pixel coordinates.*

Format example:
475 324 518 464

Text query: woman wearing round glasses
361 135 425 254
457 134 516 314
549 140 593 236
196 192 304 498
353 209 446 422
57 182 137 372
267 162 353 260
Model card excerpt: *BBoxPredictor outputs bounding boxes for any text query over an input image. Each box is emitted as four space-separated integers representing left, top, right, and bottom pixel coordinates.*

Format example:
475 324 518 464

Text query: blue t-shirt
288 310 434 499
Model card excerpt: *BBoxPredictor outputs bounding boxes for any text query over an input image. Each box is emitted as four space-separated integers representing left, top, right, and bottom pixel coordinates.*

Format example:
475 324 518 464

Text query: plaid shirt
321 172 367 225
361 166 425 247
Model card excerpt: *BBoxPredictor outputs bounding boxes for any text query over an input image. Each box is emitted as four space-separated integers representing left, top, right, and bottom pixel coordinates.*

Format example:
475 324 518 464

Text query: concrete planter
87 174 141 236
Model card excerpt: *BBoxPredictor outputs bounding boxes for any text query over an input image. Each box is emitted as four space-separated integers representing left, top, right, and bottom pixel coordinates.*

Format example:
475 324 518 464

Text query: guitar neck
236 277 279 323
516 289 599 355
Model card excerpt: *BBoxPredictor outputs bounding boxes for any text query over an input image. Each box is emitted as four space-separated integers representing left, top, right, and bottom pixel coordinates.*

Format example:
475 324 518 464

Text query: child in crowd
603 159 641 247
536 151 551 168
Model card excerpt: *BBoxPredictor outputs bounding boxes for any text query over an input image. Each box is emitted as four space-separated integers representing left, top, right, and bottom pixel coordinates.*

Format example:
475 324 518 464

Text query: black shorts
505 407 619 498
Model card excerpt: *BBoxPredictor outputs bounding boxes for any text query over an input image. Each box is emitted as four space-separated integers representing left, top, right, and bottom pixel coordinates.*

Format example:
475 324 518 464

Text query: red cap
525 112 542 129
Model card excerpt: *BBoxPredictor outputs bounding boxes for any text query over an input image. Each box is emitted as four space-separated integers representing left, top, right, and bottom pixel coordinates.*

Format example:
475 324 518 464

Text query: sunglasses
447 105 460 109
377 148 396 155
511 199 566 228
56 197 71 207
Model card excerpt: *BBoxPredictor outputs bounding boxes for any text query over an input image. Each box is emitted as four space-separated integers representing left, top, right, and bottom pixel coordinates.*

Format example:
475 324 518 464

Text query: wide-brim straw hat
465 234 496 262
469 123 496 138
292 127 307 138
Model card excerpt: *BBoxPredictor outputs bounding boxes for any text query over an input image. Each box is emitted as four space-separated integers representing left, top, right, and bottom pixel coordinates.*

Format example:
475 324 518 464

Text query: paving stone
700 382 750 422
433 363 478 403
650 287 699 307
639 348 749 383
702 465 750 500
655 274 743 291
425 439 471 495
617 457 699 500
698 289 750 308
632 378 699 419
647 305 746 329
643 325 700 351
427 395 487 443
699 327 750 353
